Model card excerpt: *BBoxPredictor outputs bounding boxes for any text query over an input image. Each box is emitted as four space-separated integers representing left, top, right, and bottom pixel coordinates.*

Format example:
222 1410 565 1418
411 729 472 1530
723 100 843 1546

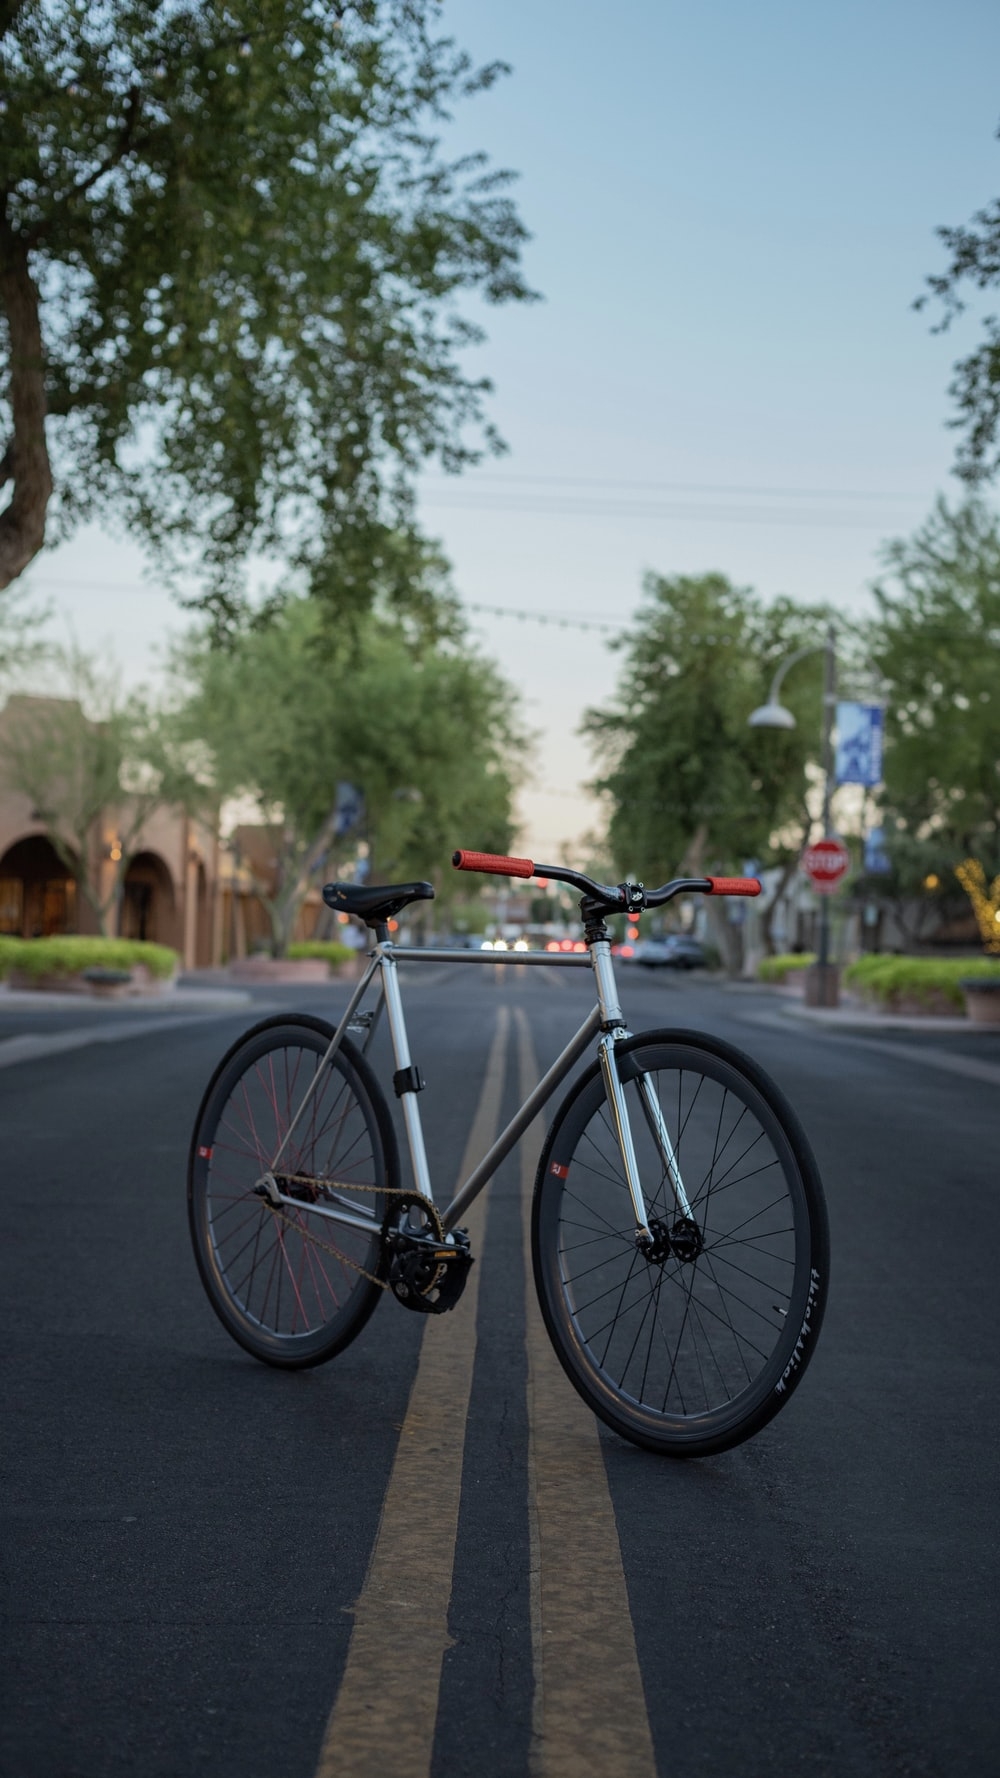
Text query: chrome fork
590 940 694 1238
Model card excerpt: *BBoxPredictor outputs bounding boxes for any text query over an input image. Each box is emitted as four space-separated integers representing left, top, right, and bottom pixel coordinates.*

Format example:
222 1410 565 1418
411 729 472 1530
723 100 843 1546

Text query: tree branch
25 88 145 250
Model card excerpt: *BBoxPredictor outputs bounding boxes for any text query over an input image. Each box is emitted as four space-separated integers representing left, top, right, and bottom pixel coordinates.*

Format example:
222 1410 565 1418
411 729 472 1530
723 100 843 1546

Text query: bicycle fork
591 942 694 1245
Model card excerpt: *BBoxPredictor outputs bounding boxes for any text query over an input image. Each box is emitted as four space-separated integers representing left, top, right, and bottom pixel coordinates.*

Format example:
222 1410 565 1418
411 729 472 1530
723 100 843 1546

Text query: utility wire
421 471 923 502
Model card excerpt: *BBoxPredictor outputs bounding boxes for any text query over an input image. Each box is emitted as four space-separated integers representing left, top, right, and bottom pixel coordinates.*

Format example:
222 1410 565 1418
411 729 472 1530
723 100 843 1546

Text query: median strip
314 1006 510 1778
515 1007 657 1778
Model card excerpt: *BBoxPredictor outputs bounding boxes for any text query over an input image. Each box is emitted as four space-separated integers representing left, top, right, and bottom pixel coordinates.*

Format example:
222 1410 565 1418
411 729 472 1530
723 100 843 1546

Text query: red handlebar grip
452 849 535 879
706 876 762 897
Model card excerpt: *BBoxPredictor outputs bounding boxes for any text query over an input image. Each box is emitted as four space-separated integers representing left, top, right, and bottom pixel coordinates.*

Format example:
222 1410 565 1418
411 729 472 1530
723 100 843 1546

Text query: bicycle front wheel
532 1030 829 1457
188 1015 398 1368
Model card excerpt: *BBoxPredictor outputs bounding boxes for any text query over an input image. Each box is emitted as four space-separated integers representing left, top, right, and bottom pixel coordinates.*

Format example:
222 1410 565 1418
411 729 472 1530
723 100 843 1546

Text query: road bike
188 850 829 1458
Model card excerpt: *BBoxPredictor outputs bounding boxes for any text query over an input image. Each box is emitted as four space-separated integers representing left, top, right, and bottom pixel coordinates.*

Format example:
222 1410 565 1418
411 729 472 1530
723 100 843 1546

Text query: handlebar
451 849 761 907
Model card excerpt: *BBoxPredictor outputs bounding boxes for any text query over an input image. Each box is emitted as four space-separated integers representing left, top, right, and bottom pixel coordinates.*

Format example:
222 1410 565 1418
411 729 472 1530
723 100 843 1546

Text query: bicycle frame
261 938 693 1243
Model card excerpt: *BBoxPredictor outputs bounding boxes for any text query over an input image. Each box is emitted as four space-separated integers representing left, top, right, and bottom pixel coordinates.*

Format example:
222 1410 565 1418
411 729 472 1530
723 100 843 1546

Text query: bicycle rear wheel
188 1015 398 1368
532 1029 829 1457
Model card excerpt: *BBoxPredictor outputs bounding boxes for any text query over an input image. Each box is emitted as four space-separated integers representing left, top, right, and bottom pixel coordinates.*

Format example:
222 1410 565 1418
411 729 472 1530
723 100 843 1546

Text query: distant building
0 693 221 965
0 695 330 966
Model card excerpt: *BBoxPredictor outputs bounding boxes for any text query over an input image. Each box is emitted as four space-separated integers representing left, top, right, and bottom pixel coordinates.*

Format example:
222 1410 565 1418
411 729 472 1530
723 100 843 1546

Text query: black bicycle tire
532 1028 829 1457
188 1013 399 1368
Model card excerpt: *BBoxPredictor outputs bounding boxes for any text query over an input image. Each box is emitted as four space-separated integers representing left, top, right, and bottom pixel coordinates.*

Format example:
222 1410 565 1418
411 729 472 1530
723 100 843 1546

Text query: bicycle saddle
322 879 435 926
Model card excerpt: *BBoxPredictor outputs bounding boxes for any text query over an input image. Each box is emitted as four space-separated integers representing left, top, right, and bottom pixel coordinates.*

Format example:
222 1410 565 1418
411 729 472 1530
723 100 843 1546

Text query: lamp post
748 622 840 1007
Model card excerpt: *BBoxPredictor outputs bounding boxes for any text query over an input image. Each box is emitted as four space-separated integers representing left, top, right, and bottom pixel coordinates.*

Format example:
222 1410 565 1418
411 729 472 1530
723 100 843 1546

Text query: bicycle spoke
191 1024 390 1357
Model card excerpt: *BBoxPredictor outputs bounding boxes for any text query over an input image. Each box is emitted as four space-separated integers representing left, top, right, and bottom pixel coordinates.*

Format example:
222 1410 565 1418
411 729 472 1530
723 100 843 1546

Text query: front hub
638 1214 704 1266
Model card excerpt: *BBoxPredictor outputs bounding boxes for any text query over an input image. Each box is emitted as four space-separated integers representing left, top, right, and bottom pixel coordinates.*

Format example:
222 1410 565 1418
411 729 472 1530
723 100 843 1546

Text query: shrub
286 941 355 970
757 953 816 984
843 954 1000 1009
0 936 178 980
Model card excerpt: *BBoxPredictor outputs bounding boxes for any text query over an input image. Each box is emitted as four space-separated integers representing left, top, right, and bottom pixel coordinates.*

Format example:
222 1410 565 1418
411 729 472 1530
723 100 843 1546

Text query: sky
17 0 1000 861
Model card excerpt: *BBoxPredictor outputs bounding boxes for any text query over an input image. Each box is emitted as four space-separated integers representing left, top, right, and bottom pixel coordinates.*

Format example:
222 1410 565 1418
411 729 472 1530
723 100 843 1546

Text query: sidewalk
738 981 1000 1035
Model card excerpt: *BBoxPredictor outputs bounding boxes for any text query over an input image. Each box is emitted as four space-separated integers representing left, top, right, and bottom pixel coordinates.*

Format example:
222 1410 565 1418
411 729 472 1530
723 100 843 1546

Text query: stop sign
801 837 850 894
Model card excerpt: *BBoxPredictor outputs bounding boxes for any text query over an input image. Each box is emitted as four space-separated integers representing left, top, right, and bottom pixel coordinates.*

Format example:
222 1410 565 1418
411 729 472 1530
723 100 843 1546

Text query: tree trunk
0 219 52 589
679 823 709 878
761 856 799 955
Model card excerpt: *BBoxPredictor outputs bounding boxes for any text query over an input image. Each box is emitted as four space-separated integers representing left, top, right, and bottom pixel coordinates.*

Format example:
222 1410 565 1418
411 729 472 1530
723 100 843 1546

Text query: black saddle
322 879 435 928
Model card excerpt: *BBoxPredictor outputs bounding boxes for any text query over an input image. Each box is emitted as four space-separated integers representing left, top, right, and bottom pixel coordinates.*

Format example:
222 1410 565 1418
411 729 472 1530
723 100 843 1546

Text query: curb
776 999 1000 1035
0 986 254 1014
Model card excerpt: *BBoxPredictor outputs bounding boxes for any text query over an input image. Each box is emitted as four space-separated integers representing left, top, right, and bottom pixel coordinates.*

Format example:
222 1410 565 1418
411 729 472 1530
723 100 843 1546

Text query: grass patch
286 941 355 970
757 953 816 984
843 954 1000 1009
0 936 178 980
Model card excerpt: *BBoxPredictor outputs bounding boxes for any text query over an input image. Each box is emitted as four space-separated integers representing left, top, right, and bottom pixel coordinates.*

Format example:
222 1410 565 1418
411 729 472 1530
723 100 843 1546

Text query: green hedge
843 954 1000 1008
757 953 816 984
286 941 355 969
0 936 179 980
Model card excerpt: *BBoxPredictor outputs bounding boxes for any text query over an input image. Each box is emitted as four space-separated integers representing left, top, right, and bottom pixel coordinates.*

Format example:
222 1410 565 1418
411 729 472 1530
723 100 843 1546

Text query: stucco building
0 695 333 966
0 694 221 967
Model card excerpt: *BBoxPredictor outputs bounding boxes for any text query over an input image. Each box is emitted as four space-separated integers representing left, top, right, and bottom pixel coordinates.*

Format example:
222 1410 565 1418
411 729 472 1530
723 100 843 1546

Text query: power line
422 470 925 502
422 490 917 528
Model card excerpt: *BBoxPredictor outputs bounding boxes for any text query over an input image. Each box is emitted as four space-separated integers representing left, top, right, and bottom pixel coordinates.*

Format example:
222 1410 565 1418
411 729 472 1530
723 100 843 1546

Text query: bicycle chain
267 1174 444 1293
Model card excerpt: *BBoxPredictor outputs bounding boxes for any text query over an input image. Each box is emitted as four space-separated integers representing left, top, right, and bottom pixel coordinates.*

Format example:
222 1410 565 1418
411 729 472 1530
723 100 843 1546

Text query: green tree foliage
867 500 1000 929
0 0 535 618
583 572 832 889
916 125 1000 483
174 596 526 952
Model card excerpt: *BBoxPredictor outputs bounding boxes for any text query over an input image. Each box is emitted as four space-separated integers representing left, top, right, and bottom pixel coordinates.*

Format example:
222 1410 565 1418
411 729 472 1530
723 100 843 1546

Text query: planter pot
960 980 1000 1025
804 963 840 1008
881 990 960 1018
5 965 173 998
228 957 332 984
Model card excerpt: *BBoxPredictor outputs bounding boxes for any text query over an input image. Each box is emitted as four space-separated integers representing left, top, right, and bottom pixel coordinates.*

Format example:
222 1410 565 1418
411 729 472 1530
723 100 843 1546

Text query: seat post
378 944 434 1202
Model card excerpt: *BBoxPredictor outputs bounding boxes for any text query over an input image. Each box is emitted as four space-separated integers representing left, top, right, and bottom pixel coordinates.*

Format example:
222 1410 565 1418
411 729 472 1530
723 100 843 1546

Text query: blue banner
863 827 891 874
334 782 365 836
835 703 884 787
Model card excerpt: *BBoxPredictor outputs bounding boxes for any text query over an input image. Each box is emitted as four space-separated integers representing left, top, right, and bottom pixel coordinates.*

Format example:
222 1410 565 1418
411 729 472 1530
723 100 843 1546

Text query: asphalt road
2 964 998 1778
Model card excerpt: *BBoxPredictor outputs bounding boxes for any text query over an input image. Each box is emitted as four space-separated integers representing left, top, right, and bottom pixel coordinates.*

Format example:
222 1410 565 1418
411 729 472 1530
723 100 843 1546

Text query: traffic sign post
801 837 850 896
800 835 850 1006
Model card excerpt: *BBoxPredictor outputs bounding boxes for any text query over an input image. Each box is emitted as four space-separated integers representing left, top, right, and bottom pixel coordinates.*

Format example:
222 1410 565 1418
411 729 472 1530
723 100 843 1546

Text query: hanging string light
956 859 1000 954
466 601 620 636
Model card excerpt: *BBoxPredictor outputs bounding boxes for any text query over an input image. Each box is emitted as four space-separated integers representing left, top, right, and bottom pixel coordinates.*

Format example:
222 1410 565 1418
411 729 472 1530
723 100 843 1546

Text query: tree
583 573 833 889
0 645 207 933
916 124 1000 483
867 499 1000 942
174 596 526 953
0 1 535 622
871 499 1000 861
583 575 840 971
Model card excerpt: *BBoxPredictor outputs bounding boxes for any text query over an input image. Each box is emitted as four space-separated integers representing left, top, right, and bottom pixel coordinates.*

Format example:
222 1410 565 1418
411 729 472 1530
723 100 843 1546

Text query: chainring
385 1197 474 1314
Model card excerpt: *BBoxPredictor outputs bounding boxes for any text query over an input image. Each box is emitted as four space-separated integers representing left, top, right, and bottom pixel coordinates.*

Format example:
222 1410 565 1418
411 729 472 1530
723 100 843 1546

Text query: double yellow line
315 1006 656 1778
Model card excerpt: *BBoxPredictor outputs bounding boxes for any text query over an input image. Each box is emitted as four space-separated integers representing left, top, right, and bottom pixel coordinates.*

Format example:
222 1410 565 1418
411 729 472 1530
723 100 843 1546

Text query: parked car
632 934 707 970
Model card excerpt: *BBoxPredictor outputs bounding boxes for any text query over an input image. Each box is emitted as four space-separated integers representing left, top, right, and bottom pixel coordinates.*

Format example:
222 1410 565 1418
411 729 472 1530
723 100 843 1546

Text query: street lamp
748 623 839 1005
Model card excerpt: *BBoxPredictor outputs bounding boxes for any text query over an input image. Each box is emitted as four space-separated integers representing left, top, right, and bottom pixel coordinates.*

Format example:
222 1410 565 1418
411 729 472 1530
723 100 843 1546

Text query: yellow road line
515 1008 658 1778
314 1006 510 1778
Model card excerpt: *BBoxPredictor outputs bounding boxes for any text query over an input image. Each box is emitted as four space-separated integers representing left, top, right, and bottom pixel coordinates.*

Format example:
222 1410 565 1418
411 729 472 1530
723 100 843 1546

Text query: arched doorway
121 851 179 948
0 835 77 937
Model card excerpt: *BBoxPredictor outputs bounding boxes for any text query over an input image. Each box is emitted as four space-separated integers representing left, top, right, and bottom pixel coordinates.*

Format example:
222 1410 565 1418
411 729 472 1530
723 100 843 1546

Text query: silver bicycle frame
262 938 693 1241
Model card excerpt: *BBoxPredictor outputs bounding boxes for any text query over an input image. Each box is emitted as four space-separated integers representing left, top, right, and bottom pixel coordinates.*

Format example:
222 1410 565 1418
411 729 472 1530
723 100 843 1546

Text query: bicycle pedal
388 1227 474 1314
